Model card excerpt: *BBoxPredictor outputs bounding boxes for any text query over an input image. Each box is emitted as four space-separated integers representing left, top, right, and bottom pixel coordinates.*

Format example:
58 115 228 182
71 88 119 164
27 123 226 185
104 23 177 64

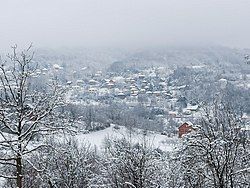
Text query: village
39 63 250 138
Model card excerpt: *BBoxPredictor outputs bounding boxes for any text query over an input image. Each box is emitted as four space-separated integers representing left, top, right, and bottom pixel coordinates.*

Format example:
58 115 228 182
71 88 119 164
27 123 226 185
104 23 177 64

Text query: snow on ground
73 124 179 152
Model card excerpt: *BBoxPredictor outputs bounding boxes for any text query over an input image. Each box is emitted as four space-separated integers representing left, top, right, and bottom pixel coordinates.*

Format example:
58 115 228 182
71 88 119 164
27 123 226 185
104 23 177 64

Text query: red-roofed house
178 122 193 138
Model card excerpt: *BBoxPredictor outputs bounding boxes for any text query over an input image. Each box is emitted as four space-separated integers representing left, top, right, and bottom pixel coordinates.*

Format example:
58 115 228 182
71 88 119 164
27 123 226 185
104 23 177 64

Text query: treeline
64 102 166 133
3 110 249 188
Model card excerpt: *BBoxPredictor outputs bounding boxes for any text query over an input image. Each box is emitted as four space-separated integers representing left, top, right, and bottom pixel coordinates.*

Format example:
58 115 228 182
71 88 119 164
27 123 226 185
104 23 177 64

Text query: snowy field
72 124 179 152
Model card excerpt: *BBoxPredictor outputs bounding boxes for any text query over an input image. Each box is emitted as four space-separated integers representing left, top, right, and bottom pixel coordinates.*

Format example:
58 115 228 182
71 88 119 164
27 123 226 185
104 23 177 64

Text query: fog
1 0 250 50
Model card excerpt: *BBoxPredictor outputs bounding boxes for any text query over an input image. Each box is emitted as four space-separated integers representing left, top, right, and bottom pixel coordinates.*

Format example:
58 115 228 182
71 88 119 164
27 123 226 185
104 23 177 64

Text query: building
178 122 193 138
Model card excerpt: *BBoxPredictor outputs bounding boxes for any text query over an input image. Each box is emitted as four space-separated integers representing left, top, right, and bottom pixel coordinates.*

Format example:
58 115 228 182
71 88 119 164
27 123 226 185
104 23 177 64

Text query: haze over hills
33 45 250 73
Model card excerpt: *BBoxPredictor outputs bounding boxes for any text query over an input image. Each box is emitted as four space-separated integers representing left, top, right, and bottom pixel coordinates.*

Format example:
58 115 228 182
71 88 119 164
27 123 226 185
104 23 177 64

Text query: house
89 79 99 85
117 92 126 99
178 122 193 138
242 113 250 121
240 124 250 139
106 79 115 88
88 87 97 93
186 105 199 112
138 73 145 79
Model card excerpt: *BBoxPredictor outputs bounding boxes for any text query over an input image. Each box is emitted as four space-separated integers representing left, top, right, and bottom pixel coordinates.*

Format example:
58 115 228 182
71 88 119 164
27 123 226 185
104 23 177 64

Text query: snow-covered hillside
72 124 178 152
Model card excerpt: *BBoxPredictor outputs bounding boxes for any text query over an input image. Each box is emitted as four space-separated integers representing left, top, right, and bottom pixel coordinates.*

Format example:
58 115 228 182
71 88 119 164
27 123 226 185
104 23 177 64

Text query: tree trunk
16 153 23 188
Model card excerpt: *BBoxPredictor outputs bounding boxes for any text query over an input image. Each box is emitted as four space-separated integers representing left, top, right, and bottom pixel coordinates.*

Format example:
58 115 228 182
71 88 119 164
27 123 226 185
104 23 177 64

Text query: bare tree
93 136 169 188
0 45 65 188
173 101 250 188
21 138 99 188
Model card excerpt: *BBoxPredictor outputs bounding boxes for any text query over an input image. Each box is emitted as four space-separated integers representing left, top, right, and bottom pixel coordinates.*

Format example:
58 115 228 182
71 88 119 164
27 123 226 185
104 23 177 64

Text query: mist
1 0 250 50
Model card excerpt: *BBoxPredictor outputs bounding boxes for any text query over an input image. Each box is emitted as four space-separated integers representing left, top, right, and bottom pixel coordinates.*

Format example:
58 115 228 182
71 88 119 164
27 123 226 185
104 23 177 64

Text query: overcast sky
1 0 250 50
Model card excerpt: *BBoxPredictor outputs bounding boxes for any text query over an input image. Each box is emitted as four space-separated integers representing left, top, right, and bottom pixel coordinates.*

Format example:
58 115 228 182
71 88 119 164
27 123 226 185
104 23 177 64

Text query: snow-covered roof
186 105 199 111
76 80 84 83
112 76 125 83
89 79 98 84
117 92 125 96
153 91 161 94
67 81 72 85
241 125 250 131
81 67 87 70
53 64 63 70
146 91 152 94
242 113 250 120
